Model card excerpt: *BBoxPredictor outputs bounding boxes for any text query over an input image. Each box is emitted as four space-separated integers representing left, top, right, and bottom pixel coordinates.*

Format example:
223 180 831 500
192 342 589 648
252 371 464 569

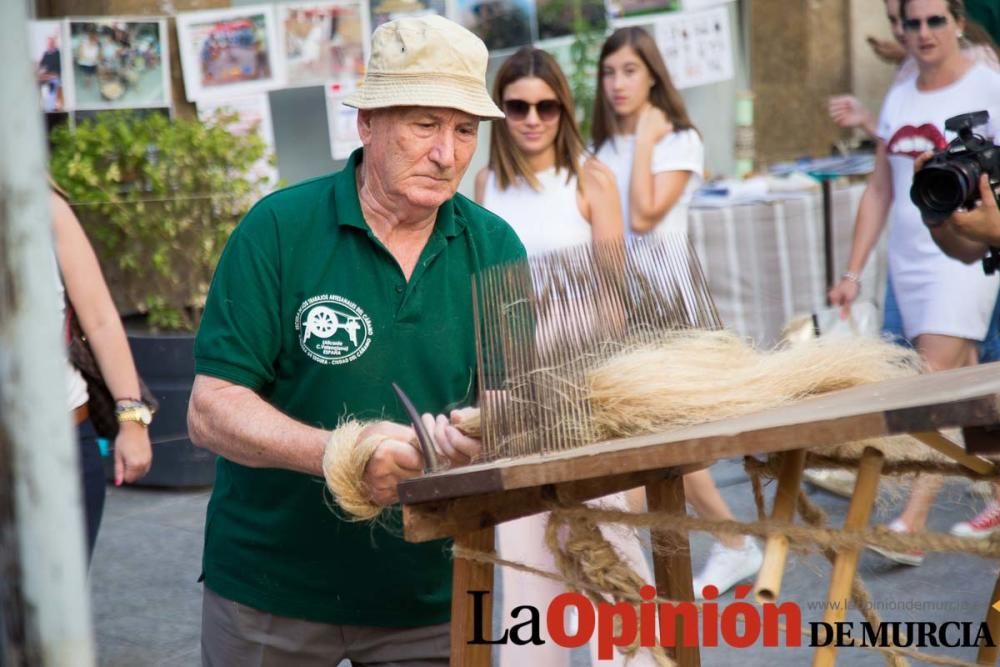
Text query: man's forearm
188 375 329 476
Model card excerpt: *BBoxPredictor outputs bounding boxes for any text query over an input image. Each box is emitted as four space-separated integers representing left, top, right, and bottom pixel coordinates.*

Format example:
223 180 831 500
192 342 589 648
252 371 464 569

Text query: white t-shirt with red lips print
876 62 1000 341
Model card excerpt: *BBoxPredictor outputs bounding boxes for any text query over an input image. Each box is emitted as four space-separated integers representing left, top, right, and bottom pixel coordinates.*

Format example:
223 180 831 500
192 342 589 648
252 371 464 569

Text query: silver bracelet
841 271 861 286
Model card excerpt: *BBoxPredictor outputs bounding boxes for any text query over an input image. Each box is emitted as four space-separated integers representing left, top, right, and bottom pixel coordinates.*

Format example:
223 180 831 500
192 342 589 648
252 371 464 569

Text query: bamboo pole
812 446 885 667
754 449 807 603
0 2 95 665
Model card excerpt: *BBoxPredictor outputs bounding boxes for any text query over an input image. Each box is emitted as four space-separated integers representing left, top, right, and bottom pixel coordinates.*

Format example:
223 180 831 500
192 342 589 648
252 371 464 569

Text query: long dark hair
488 47 584 191
591 27 695 153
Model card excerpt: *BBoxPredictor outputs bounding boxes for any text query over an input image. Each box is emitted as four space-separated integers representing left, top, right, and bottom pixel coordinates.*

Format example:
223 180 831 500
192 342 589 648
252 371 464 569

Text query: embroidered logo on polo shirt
295 294 373 365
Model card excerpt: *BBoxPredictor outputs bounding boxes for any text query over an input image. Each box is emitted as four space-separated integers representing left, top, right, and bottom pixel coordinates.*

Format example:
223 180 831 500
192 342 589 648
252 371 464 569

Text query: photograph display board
177 5 282 102
456 0 535 51
65 18 170 110
653 5 733 89
197 94 279 186
325 83 362 160
29 20 68 113
369 0 447 30
278 1 368 89
536 0 606 40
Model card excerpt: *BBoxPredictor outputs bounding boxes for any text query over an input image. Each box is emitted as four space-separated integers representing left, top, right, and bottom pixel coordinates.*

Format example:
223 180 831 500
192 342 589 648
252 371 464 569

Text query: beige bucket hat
344 15 504 119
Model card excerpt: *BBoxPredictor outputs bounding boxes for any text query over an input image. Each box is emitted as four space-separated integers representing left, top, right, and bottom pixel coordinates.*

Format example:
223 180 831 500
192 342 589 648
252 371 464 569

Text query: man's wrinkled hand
359 421 422 506
420 408 482 466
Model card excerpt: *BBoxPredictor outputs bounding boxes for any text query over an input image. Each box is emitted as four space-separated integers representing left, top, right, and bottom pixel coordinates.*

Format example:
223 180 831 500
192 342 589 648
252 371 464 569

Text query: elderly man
188 15 524 665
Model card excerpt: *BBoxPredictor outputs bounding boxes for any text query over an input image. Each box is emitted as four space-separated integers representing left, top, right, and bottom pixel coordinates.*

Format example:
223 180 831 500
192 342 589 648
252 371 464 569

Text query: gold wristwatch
115 400 153 428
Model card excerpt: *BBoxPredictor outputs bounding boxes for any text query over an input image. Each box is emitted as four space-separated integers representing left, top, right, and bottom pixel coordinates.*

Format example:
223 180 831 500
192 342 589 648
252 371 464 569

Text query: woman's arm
579 157 625 243
52 192 152 485
827 141 893 315
629 106 694 233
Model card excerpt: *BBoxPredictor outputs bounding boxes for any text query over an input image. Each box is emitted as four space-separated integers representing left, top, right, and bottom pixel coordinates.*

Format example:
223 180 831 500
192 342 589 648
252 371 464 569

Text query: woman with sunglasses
476 47 660 667
830 0 1000 564
588 26 763 599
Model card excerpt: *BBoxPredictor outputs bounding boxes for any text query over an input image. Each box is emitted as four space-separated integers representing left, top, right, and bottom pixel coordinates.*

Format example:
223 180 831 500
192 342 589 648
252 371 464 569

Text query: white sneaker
803 469 856 498
867 518 924 566
693 537 763 599
951 501 1000 538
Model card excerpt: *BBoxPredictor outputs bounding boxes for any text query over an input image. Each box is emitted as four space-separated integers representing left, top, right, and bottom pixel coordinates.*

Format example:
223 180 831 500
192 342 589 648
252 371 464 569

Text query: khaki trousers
201 587 450 667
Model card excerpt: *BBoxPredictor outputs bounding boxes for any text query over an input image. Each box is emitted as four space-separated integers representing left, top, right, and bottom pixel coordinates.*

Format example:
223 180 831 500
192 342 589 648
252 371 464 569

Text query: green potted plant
50 109 272 486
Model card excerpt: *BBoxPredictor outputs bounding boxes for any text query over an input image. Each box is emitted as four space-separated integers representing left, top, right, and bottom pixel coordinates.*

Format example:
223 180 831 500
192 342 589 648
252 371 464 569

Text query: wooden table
399 362 1000 666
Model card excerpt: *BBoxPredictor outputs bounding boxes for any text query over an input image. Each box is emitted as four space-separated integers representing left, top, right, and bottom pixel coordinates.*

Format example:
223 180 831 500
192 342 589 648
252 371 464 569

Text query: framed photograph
176 5 282 102
653 6 733 89
455 0 534 51
536 0 606 40
28 20 68 113
64 18 170 111
325 84 362 161
370 0 447 31
197 94 279 186
278 1 368 89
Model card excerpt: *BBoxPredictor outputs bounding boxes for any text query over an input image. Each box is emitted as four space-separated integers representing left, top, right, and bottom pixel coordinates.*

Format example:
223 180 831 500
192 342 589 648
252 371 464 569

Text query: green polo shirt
194 148 525 626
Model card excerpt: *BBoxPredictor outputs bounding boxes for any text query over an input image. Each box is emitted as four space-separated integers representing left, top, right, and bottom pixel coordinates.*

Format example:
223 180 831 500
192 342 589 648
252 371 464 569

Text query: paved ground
90 458 998 666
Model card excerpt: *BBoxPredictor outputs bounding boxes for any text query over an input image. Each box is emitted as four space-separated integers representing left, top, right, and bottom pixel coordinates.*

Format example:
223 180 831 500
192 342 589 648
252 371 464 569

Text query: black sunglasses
902 14 949 31
503 98 562 122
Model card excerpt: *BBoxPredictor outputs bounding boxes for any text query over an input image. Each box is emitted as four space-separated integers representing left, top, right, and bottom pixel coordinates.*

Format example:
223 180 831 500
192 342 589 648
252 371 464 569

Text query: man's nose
428 130 456 170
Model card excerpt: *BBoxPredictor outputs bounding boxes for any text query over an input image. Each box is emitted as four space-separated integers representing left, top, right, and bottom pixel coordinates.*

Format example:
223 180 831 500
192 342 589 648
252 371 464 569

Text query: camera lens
910 161 980 217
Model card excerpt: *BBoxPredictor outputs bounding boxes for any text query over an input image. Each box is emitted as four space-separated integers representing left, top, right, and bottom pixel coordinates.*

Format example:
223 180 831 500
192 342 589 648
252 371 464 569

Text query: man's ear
357 109 375 146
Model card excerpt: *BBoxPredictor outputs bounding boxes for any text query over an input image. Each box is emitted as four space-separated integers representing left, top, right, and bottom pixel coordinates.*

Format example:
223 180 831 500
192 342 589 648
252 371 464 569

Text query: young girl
592 27 762 596
475 47 656 667
592 26 704 237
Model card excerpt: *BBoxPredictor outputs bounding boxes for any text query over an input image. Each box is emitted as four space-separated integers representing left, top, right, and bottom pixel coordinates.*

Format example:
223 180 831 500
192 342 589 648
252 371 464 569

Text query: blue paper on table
769 154 875 178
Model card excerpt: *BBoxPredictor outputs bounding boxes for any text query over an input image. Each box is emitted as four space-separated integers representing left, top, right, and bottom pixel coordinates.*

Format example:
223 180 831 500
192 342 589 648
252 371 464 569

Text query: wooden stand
399 363 1000 666
450 528 495 667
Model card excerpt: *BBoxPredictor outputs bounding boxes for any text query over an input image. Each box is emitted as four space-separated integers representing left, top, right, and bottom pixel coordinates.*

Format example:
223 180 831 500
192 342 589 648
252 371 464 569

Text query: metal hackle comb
472 233 722 463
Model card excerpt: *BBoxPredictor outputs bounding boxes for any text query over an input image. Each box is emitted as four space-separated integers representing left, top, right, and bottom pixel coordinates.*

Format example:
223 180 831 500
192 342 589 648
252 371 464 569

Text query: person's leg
201 586 348 667
683 469 741 549
77 420 106 562
871 333 977 565
345 622 450 667
495 513 571 667
684 469 762 597
977 292 1000 363
881 275 911 348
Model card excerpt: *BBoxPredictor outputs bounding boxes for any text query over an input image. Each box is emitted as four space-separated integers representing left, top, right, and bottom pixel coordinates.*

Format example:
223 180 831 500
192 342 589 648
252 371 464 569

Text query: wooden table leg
812 446 884 667
754 449 808 603
646 474 701 667
977 569 1000 665
450 528 495 667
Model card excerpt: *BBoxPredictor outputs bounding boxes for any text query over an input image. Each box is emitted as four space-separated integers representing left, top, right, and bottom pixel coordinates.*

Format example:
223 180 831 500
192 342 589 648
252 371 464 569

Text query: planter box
103 329 216 488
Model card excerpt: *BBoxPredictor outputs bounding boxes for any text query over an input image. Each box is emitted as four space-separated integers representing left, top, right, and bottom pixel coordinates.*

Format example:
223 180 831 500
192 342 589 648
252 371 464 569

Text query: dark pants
78 419 106 562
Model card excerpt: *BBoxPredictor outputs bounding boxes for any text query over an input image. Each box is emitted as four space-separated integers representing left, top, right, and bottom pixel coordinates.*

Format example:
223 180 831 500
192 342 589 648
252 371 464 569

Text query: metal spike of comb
472 234 721 462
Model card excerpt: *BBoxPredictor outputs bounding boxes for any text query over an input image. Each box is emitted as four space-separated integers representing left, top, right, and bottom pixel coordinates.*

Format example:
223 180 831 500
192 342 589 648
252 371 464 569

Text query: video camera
910 110 1000 221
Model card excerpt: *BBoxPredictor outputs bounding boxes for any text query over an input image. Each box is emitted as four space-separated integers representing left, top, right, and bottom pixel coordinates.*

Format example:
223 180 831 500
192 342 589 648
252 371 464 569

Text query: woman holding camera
829 0 1000 562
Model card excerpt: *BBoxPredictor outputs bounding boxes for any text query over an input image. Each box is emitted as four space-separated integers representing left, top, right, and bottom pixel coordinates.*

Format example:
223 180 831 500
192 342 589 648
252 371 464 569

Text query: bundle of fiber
587 330 926 442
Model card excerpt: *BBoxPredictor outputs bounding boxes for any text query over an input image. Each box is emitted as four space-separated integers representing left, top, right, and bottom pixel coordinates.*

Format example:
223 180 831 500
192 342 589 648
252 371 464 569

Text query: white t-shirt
594 128 703 237
876 63 1000 340
480 167 592 256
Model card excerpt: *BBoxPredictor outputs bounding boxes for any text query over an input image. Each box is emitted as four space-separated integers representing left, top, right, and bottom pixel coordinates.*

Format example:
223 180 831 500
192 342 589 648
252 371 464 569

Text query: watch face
138 406 153 426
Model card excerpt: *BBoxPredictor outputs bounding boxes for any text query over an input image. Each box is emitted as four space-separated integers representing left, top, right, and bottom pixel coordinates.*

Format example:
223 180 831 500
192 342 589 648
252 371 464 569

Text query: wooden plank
646 476 700 667
450 528 494 667
403 467 692 543
398 363 1000 503
909 431 997 476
